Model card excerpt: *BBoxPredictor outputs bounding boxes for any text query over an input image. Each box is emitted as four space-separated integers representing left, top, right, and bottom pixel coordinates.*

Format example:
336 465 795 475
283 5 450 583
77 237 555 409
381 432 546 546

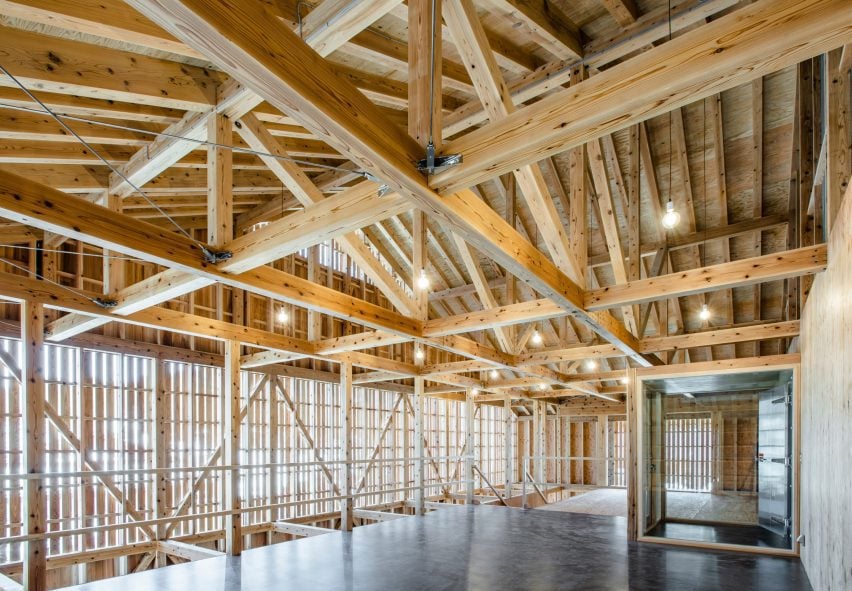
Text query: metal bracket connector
201 247 233 264
416 141 462 175
93 297 119 309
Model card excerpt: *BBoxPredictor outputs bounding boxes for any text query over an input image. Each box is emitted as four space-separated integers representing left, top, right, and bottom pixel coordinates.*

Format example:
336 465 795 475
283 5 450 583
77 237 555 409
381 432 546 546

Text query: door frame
629 356 800 556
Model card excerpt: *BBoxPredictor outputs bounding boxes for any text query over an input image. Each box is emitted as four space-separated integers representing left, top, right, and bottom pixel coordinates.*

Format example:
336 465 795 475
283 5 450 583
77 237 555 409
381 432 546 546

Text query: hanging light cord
0 256 117 308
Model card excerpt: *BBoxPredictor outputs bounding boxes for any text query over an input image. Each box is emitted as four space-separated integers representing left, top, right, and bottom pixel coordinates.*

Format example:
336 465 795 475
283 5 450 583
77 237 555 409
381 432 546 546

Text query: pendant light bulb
277 308 289 324
415 348 425 361
538 383 547 391
489 369 499 380
531 329 543 346
621 375 630 385
471 388 479 396
661 199 681 229
416 269 430 290
585 359 598 371
699 303 711 321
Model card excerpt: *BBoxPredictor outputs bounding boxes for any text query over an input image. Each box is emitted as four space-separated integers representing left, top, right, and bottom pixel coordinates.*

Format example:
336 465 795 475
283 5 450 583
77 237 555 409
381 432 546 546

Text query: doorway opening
639 368 795 551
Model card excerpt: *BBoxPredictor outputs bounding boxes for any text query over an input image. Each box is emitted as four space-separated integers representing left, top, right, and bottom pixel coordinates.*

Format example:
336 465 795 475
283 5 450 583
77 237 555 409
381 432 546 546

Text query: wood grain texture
800 182 852 591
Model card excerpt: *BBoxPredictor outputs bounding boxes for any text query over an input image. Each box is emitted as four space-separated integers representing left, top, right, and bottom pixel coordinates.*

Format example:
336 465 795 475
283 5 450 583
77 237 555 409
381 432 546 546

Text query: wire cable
0 244 141 261
0 63 203 249
0 256 117 308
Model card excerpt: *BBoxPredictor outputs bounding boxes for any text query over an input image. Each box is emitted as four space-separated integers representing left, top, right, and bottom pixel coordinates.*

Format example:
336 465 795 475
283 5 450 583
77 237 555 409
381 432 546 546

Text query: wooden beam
451 233 514 352
301 0 403 57
124 0 645 365
445 0 583 284
601 0 639 27
640 321 800 354
0 24 217 110
233 113 417 315
272 522 334 537
485 0 583 60
585 245 828 310
0 171 421 336
157 541 223 562
432 0 852 193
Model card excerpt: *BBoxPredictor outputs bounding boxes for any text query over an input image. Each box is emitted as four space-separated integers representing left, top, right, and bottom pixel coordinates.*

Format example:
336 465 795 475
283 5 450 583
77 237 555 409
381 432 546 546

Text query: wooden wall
800 183 851 591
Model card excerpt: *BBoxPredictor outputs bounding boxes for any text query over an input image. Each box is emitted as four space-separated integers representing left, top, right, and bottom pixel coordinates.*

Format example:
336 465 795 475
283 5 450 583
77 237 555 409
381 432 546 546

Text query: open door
643 389 665 533
757 381 792 541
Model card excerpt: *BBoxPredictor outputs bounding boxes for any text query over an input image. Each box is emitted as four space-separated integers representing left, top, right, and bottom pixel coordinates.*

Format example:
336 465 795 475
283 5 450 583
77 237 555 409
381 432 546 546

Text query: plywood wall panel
800 182 852 591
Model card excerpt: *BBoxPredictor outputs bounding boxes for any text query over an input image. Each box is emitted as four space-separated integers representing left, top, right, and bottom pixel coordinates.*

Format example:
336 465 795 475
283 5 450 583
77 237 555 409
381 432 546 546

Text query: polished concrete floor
61 506 811 591
647 521 791 550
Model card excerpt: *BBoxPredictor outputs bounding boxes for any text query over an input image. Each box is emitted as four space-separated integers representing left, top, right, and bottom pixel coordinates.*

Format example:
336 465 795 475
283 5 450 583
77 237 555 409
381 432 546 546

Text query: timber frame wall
0 0 848 589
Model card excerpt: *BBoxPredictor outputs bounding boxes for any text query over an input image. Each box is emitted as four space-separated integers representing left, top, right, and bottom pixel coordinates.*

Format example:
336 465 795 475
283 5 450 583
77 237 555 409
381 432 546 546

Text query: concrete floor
539 488 757 525
60 506 811 591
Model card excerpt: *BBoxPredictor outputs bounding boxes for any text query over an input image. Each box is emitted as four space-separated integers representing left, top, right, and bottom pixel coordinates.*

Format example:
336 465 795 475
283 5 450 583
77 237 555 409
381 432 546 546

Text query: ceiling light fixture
621 376 629 385
489 369 499 379
415 348 425 361
416 269 430 290
699 303 711 321
277 308 289 324
661 199 680 229
531 329 543 346
471 388 480 396
585 359 598 371
538 383 547 391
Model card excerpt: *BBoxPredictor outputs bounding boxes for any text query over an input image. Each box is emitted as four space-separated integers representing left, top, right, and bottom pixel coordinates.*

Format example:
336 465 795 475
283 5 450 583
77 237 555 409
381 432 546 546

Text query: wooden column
412 210 428 320
533 401 544 485
626 368 638 541
340 361 354 531
596 414 608 486
307 245 322 341
402 392 411 510
22 301 46 591
154 359 169 567
826 48 850 233
413 378 425 515
223 340 242 555
464 389 474 504
504 395 512 497
568 64 588 287
408 0 441 148
207 112 233 247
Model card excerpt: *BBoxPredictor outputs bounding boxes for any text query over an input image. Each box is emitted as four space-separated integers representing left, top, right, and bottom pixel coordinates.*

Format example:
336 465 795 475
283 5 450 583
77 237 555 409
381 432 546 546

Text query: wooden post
626 368 638 541
596 414 608 486
22 301 46 591
340 361 354 531
413 378 425 515
223 340 242 555
825 48 850 233
154 359 169 567
207 112 233 248
533 401 544 485
464 389 474 504
402 393 411 510
504 395 512 497
412 210 428 321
